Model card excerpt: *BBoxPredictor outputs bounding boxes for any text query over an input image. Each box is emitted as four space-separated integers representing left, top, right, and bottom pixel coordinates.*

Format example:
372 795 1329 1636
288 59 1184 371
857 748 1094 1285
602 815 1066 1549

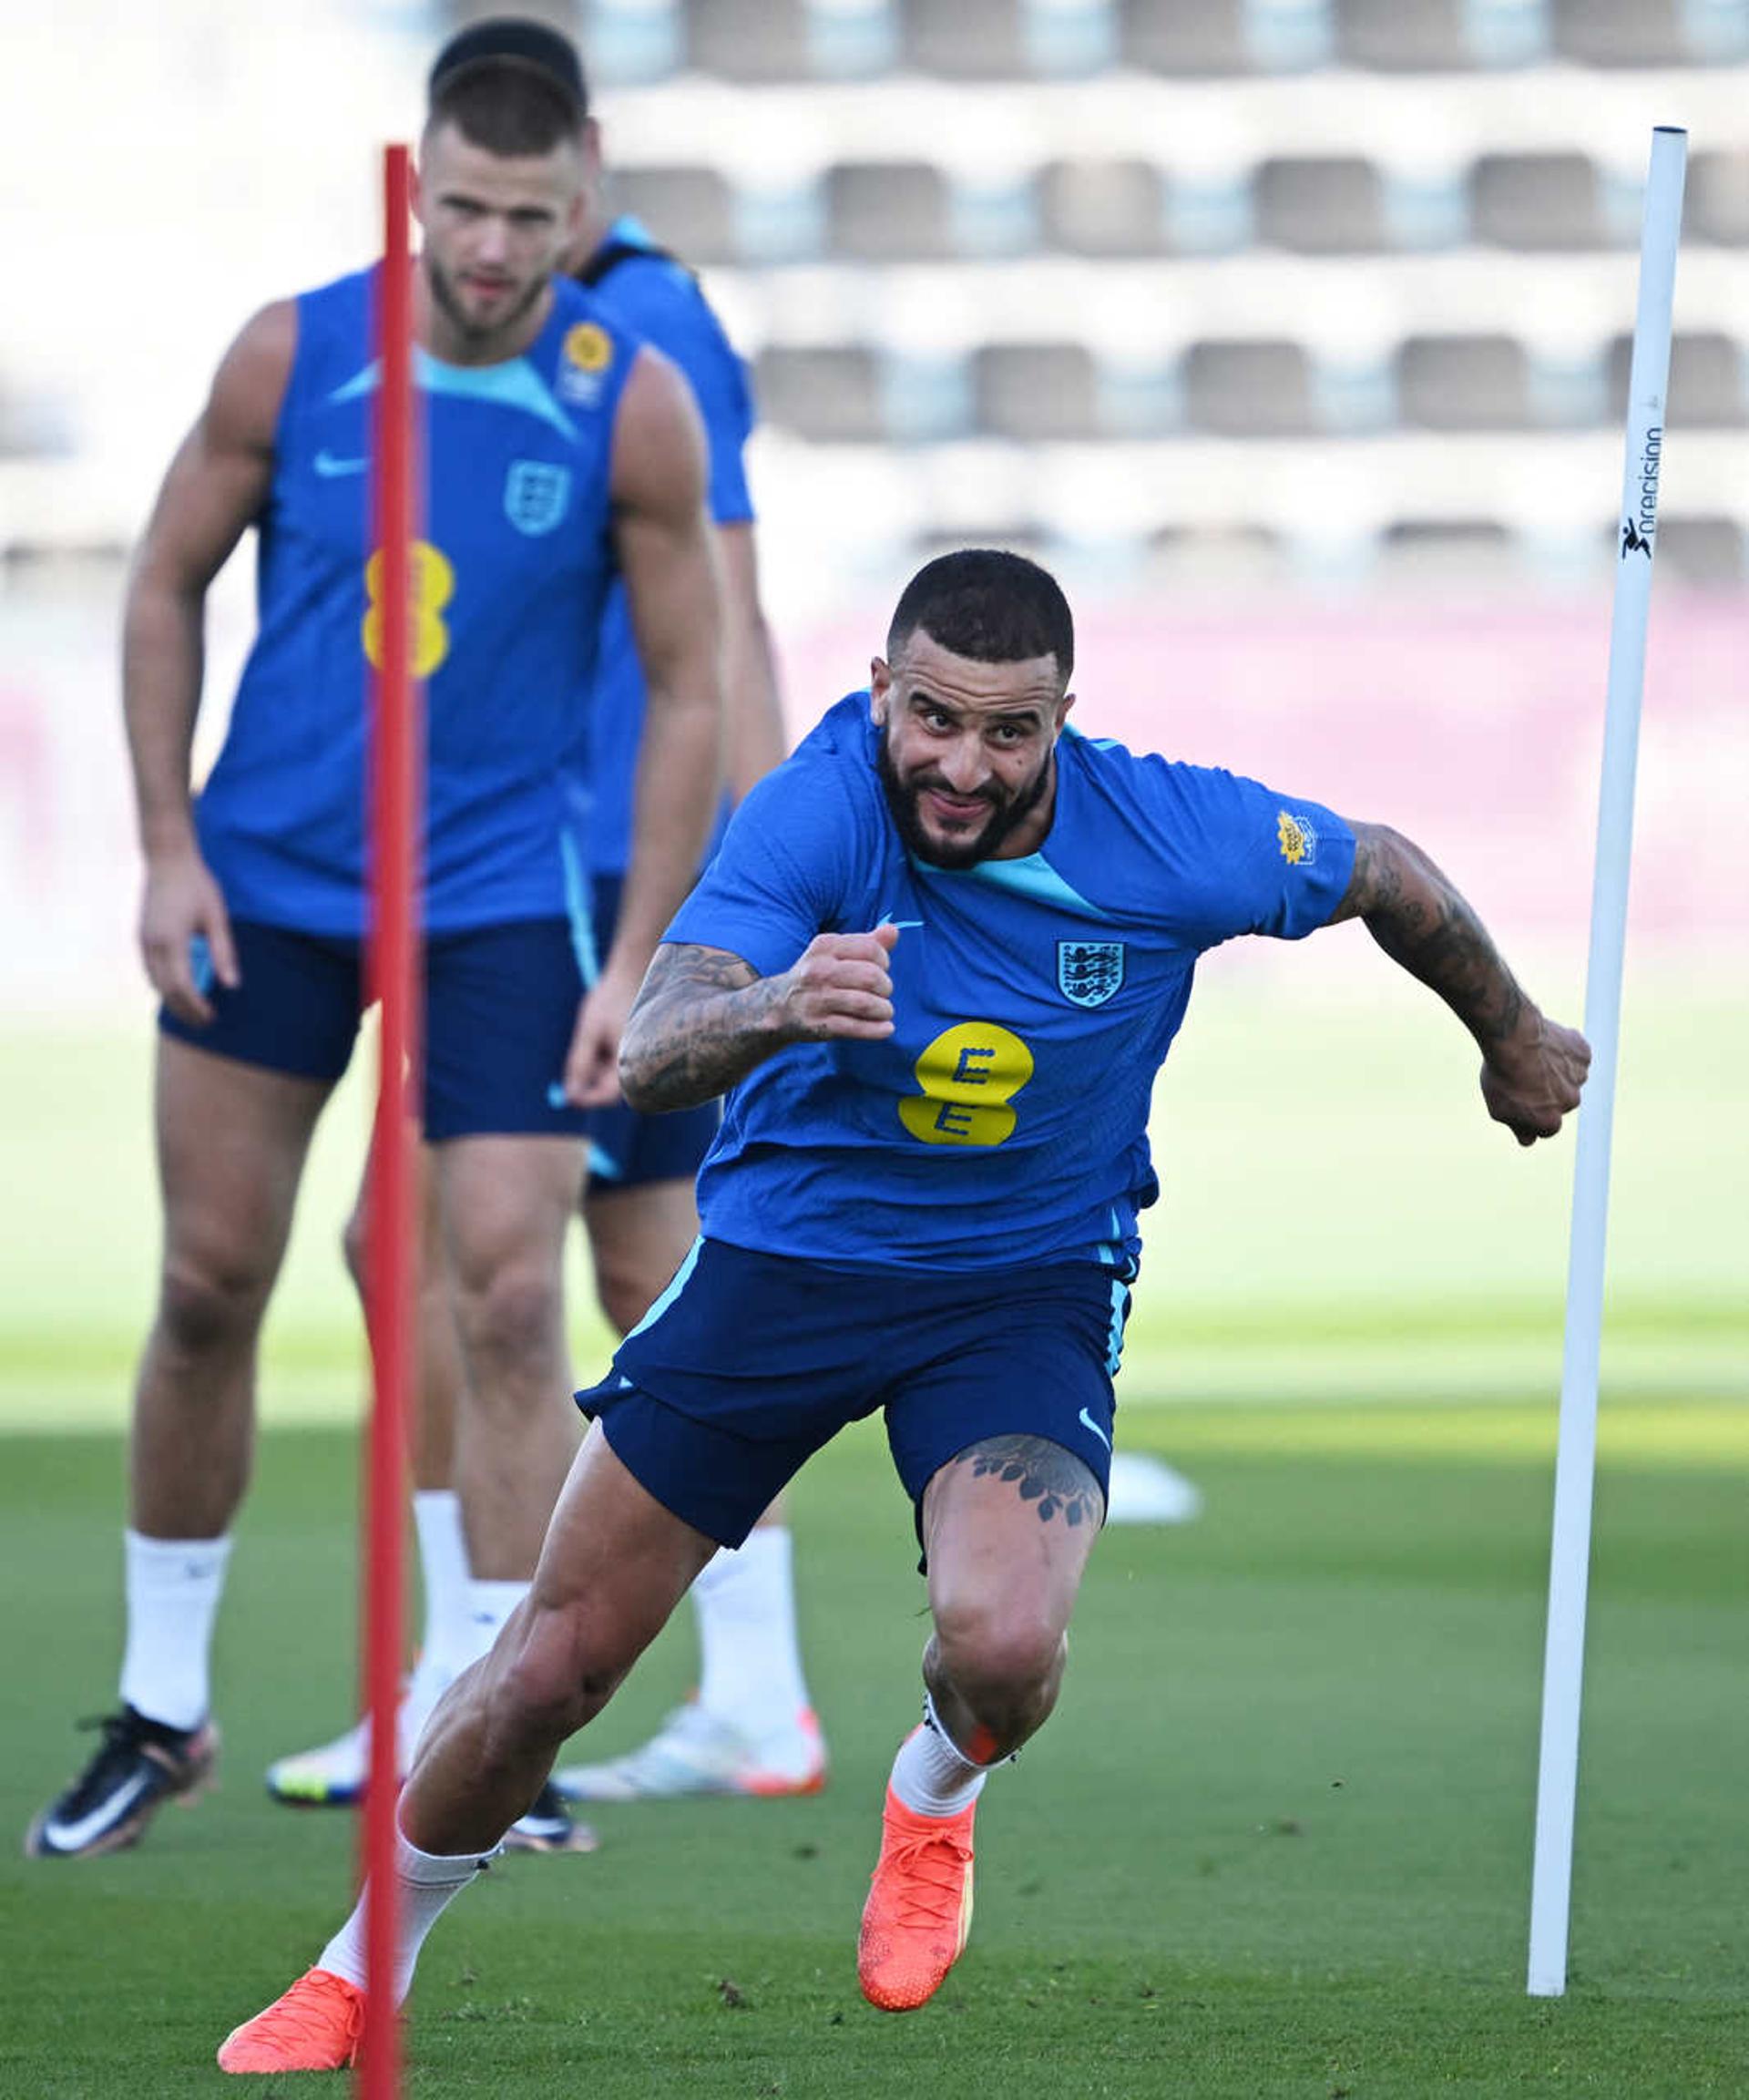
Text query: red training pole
360 140 421 2100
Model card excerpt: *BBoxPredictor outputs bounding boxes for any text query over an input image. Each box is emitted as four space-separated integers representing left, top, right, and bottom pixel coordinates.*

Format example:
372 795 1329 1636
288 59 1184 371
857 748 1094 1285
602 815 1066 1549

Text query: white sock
402 1492 474 1745
413 1490 474 1680
692 1525 813 1743
888 1692 988 1818
458 1578 528 1673
318 1827 496 2003
118 1530 233 1731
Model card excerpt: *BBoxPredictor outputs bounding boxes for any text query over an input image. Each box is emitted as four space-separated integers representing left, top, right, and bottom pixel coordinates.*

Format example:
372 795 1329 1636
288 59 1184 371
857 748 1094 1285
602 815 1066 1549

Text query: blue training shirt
665 694 1357 1274
197 267 639 937
565 217 756 881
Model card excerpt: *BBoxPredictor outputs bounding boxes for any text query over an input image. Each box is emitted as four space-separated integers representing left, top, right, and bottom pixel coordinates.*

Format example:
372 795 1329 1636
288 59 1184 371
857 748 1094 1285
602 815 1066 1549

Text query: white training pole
1526 125 1686 2001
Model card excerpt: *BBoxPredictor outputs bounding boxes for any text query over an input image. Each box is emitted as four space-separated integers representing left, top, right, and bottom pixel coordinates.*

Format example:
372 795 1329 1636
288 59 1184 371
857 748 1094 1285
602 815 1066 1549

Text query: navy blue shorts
159 917 593 1143
575 1236 1132 1549
582 874 719 1195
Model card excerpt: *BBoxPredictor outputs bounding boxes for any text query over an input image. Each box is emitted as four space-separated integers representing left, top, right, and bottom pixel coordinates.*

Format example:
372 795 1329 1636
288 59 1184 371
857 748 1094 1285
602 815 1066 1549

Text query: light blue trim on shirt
958 851 1100 917
560 831 600 988
622 1234 703 1342
326 361 381 405
327 350 579 441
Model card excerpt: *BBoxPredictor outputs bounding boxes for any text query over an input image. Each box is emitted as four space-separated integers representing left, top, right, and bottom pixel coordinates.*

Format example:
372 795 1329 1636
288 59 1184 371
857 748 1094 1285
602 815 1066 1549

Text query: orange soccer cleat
856 1785 977 2013
217 1966 366 2074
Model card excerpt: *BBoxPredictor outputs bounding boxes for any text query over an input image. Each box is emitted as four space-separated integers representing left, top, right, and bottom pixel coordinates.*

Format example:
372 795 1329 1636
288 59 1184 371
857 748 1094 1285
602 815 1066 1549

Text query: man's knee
156 1250 271 1357
451 1262 562 1377
932 1597 1067 1721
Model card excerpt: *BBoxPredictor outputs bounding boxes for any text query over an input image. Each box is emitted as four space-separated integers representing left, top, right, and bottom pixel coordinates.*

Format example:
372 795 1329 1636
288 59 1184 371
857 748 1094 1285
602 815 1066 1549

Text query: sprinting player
25 31 721 1862
262 23 823 1815
216 547 1589 2067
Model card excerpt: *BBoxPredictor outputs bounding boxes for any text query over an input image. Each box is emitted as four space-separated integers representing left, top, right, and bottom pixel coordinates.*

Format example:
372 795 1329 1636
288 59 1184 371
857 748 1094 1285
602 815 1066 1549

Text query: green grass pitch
3 1410 1744 2097
0 985 1743 2095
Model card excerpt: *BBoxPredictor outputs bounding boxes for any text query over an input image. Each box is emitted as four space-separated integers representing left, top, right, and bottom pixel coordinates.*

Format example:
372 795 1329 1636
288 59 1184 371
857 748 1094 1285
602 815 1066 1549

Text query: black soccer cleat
25 1706 219 1859
500 1779 598 1855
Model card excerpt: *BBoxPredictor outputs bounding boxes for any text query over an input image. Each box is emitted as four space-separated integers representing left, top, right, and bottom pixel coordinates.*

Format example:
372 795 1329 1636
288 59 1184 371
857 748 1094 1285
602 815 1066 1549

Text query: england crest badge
505 460 572 537
1057 939 1125 1009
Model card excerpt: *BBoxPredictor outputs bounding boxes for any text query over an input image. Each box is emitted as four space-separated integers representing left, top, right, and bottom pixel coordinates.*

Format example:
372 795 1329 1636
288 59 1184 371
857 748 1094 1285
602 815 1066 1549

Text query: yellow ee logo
363 539 455 679
1277 809 1314 866
898 1022 1034 1148
564 322 613 374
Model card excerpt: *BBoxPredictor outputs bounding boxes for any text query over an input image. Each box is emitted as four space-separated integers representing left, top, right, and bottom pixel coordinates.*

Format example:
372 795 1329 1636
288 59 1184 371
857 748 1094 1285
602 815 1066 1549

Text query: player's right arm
123 301 294 1023
619 923 898 1112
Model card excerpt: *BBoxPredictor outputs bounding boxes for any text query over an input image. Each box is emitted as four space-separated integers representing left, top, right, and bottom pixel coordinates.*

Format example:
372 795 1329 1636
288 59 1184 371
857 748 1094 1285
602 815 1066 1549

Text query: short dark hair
426 61 580 159
886 548 1074 681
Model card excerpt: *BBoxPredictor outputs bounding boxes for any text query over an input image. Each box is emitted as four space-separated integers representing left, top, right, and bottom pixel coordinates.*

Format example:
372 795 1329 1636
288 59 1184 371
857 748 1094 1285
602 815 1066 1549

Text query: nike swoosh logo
1078 1405 1111 1451
42 1770 152 1851
314 450 369 477
880 916 925 930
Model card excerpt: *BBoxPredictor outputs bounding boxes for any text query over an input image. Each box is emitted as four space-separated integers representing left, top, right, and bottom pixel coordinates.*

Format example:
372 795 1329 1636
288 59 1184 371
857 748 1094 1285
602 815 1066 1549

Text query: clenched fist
1480 1012 1591 1146
775 922 899 1043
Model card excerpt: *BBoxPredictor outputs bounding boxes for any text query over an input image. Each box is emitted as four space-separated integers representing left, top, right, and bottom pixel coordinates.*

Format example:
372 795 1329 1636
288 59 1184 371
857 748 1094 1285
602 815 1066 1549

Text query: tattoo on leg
953 1434 1102 1528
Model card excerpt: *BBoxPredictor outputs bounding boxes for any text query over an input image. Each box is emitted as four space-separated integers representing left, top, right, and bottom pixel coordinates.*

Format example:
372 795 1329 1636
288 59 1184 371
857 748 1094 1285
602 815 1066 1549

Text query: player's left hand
1479 1011 1591 1146
563 971 638 1108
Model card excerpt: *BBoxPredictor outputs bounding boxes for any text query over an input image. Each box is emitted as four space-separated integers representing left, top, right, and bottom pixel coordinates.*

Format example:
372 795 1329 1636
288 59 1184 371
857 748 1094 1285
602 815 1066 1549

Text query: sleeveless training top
197 265 639 936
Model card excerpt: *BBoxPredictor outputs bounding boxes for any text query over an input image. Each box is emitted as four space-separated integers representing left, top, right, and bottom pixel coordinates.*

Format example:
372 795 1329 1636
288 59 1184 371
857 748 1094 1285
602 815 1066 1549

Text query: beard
425 254 547 347
876 732 1053 870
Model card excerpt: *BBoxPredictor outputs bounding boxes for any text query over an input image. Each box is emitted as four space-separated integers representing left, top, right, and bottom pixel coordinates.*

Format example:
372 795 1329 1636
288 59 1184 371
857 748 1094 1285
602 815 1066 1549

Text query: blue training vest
197 265 639 937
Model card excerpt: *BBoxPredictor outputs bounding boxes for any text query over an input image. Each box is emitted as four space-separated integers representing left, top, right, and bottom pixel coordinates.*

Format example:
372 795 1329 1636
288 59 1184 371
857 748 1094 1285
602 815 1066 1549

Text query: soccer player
26 31 721 1861
216 548 1590 2067
261 24 823 1815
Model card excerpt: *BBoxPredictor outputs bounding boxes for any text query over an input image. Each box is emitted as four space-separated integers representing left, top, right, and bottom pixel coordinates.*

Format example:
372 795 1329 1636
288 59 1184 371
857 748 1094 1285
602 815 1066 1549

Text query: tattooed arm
619 922 899 1112
1330 822 1590 1146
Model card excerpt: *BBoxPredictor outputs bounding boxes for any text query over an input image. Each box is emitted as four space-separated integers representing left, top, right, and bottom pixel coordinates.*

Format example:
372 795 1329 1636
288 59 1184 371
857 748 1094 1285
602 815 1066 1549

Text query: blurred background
0 0 1744 1424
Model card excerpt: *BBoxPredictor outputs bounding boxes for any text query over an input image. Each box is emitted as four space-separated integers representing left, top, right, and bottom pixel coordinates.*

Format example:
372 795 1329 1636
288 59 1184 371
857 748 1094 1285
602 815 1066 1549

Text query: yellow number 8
898 1021 1034 1148
363 540 455 678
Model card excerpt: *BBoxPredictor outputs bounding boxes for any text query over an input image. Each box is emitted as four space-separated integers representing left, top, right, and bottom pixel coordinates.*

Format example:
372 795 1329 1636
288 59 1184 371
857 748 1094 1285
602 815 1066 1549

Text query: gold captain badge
898 1022 1034 1148
1277 809 1318 866
563 323 613 374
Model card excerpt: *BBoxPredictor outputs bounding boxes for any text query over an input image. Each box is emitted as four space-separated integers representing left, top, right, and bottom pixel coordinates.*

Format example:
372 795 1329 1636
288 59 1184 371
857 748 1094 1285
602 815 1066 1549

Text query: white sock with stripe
887 1691 988 1818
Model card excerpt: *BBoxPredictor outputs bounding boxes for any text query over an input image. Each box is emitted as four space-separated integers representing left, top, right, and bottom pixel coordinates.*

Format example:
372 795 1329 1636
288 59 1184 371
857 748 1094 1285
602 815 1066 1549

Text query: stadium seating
1039 159 1171 256
1605 331 1749 424
1334 0 1551 71
1253 156 1389 252
6 0 1748 593
1685 149 1749 242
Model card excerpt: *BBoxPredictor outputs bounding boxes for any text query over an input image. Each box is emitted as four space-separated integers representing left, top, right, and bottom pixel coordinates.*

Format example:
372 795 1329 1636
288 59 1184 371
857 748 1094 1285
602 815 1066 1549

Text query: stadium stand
5 0 1747 593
